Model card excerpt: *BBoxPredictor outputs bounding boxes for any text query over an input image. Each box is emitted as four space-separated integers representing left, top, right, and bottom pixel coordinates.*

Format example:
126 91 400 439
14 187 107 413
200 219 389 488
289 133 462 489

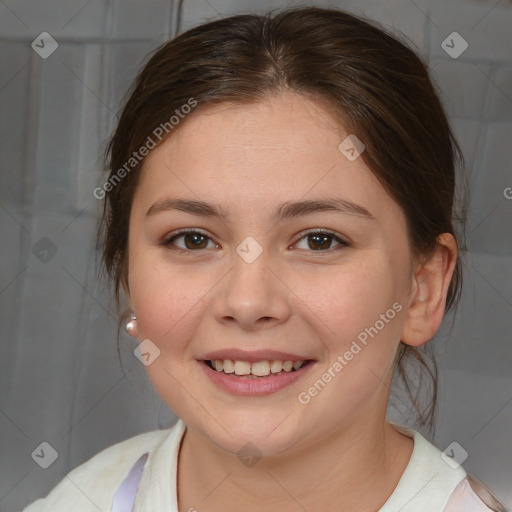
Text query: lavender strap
110 453 149 512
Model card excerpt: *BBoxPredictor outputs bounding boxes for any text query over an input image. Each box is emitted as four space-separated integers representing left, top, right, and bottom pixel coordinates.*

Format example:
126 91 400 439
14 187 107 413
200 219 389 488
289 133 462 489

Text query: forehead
145 92 343 166
134 91 395 223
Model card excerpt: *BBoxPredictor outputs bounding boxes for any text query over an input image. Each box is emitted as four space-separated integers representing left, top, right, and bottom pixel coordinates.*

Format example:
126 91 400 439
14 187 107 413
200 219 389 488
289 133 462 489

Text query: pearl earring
125 311 137 337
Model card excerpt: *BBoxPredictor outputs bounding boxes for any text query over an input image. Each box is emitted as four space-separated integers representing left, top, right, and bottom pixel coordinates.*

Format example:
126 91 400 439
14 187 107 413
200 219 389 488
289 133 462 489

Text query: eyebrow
145 197 375 222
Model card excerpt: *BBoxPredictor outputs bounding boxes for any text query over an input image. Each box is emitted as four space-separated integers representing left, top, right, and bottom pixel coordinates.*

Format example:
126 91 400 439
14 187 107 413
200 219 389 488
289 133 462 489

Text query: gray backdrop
0 0 511 511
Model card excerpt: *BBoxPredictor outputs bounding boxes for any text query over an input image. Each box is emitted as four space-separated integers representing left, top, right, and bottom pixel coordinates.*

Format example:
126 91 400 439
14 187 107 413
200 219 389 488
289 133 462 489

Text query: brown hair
97 6 466 432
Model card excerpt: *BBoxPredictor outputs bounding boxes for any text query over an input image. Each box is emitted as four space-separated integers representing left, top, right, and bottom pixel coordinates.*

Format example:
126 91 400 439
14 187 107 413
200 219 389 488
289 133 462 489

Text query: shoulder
383 424 506 512
443 477 508 512
21 424 178 512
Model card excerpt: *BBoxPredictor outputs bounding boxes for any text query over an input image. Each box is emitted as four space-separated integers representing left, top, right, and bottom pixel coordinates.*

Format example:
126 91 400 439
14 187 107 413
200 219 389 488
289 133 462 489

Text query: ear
401 233 458 347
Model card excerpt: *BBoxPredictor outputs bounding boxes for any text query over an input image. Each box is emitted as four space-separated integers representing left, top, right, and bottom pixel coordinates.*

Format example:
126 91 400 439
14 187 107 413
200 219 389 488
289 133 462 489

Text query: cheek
310 261 404 392
128 251 209 356
312 262 399 344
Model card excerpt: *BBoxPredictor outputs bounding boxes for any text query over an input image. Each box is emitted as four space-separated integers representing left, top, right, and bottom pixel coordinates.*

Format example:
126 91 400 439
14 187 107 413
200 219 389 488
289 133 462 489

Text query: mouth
202 358 314 378
198 355 317 396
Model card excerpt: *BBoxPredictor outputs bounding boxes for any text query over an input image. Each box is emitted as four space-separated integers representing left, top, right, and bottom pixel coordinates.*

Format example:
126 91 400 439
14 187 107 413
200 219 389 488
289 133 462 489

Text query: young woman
23 6 507 512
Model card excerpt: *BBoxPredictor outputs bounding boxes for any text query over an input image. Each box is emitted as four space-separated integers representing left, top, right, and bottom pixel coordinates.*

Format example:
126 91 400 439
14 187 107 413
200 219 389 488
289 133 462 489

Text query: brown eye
293 230 348 252
308 233 333 250
163 230 217 251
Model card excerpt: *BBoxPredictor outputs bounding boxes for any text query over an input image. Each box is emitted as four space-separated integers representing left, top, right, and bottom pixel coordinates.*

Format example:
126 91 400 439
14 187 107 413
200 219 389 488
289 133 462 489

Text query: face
127 91 416 456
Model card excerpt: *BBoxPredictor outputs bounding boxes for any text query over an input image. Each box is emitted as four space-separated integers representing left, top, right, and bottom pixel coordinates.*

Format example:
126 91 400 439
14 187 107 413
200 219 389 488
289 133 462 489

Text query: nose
213 251 292 331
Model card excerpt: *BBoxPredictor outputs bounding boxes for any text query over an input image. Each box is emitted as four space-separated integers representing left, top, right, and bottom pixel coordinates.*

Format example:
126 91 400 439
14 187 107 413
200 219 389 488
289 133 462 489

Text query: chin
193 412 308 459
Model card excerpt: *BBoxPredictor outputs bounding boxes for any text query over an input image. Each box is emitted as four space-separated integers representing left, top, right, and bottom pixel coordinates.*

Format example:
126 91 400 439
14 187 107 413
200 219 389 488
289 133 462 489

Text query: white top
22 419 494 512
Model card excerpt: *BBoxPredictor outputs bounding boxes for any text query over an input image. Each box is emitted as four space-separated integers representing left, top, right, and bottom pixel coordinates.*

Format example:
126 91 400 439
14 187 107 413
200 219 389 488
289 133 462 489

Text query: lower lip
198 360 316 396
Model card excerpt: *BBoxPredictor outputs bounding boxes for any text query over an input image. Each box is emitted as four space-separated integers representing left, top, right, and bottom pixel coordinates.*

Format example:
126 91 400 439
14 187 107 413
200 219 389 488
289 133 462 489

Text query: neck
176 413 414 512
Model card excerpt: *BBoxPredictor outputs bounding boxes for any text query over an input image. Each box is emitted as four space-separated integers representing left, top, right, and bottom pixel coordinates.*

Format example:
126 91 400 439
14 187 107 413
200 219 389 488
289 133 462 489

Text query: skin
124 90 458 511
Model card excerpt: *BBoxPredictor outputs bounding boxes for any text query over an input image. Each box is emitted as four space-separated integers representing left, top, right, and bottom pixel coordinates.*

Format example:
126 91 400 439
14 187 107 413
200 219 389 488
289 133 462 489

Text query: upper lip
199 349 314 363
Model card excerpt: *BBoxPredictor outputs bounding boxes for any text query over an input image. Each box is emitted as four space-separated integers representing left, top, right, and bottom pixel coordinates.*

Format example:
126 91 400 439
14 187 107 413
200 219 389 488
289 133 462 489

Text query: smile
205 359 308 377
199 358 316 396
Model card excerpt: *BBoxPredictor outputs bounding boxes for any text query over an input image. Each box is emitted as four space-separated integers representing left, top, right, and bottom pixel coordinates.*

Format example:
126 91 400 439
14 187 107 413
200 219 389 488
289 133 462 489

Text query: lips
197 348 316 396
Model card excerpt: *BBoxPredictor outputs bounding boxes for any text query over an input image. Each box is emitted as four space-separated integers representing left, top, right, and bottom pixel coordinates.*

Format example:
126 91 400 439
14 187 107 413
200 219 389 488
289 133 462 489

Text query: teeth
282 361 293 372
209 359 306 376
234 361 251 376
251 361 270 377
270 360 283 373
223 359 235 373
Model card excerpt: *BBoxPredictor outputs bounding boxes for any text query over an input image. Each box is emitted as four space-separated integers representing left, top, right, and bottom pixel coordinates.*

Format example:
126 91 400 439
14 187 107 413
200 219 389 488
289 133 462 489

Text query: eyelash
161 228 351 253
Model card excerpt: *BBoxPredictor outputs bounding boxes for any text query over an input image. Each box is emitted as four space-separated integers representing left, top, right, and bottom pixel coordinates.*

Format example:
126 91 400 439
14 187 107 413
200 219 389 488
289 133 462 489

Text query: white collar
378 424 467 511
132 420 467 511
